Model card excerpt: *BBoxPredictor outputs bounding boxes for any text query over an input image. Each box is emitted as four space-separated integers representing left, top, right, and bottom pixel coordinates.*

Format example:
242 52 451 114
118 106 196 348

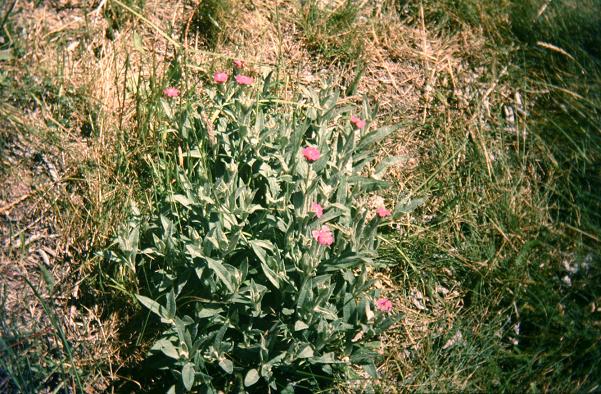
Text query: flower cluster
235 75 253 85
163 86 180 98
350 115 366 129
302 146 320 162
211 59 254 86
303 144 394 251
310 202 324 218
376 207 391 218
376 298 393 312
312 226 334 246
296 96 396 315
214 72 228 84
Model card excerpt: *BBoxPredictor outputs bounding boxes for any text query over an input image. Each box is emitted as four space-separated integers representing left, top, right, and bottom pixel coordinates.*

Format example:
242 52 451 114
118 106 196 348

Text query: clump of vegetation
107 72 399 391
189 0 231 50
0 279 84 393
299 0 365 65
103 0 147 39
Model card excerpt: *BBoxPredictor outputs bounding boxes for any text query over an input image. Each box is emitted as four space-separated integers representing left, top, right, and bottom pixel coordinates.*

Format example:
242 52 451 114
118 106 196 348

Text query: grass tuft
299 0 365 65
188 0 232 50
376 0 601 391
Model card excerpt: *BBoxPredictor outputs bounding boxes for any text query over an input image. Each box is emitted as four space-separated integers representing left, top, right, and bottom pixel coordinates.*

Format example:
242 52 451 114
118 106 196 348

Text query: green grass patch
382 0 601 391
0 278 84 393
188 0 232 50
103 0 146 39
298 0 365 65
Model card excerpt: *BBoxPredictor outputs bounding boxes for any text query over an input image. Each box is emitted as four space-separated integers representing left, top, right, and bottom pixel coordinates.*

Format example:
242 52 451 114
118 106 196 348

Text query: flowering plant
350 114 366 129
109 72 400 392
214 71 229 84
235 74 254 85
163 86 180 97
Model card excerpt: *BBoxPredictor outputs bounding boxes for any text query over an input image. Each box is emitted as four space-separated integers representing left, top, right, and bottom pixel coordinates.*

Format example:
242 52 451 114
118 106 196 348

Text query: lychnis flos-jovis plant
109 71 401 393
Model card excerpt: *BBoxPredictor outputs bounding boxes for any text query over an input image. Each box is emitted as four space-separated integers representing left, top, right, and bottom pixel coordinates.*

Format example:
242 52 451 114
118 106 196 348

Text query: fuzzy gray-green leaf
182 362 195 390
244 368 260 387
219 358 234 374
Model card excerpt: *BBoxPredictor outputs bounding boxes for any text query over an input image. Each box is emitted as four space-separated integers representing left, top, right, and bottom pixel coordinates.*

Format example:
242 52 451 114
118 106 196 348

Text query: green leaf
395 197 426 213
297 279 312 310
250 240 280 288
38 263 55 292
136 295 172 323
350 344 378 364
336 176 348 203
195 266 204 280
119 224 139 254
160 215 173 236
296 158 309 179
161 99 174 119
186 244 204 259
244 368 260 387
373 155 409 179
314 306 338 320
197 308 222 318
166 290 176 318
357 124 400 151
174 318 192 352
167 194 194 208
262 70 274 95
298 345 314 358
205 257 235 293
152 339 180 360
182 362 195 391
363 362 378 378
249 241 268 264
312 151 330 173
317 209 342 225
213 325 227 352
292 191 305 210
219 358 234 374
250 239 275 251
311 352 337 364
347 176 388 191
260 261 280 289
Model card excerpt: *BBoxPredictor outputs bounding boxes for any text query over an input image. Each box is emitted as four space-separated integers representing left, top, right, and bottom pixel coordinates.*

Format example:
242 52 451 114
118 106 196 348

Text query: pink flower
302 146 320 162
235 75 254 85
163 86 180 98
376 298 393 312
350 115 366 129
311 226 334 246
310 202 324 218
376 206 392 218
213 72 228 84
233 59 245 69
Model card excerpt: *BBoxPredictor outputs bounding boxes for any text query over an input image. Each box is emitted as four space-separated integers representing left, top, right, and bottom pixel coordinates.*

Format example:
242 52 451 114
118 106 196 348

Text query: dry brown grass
0 1 178 388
